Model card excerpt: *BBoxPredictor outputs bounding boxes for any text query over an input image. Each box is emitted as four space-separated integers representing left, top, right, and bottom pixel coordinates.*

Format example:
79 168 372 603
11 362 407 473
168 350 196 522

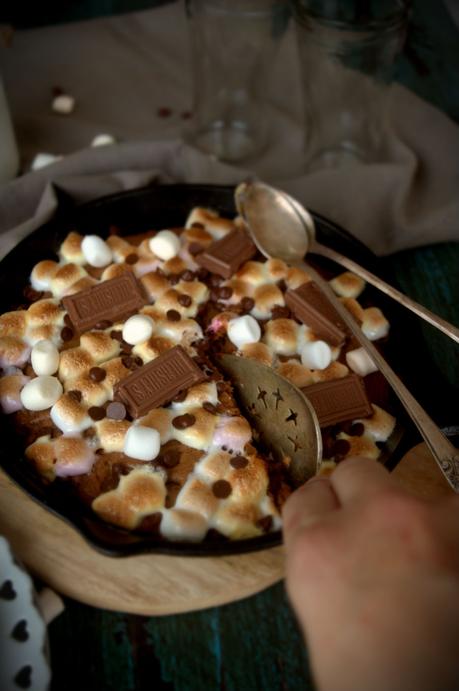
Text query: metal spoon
218 354 322 486
235 181 459 345
235 182 459 491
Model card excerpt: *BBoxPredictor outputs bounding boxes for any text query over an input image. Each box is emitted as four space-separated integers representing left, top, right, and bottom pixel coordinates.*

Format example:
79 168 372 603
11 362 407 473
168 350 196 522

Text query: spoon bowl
235 181 459 344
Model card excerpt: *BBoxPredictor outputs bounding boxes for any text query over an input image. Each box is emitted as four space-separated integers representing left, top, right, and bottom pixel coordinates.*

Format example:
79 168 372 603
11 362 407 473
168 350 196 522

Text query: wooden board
0 442 453 616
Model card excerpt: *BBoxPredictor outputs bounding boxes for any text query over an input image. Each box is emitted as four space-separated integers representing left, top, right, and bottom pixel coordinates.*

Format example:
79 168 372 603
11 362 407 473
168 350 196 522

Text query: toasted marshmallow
53 436 95 477
0 374 30 414
25 436 56 480
60 232 84 264
0 336 30 368
50 394 91 433
124 425 161 461
160 509 208 542
362 307 390 341
330 272 365 298
276 361 313 388
311 361 349 383
149 230 181 261
175 478 219 519
81 235 113 268
95 419 130 453
358 404 396 442
50 263 87 298
263 319 298 356
30 260 58 291
227 315 261 350
301 340 332 370
31 339 60 375
92 467 166 529
212 415 251 453
122 315 154 345
240 342 273 367
346 347 378 377
20 375 63 411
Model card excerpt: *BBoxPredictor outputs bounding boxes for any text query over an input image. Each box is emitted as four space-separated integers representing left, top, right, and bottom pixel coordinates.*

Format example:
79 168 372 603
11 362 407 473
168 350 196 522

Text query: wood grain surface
0 440 453 617
0 469 285 616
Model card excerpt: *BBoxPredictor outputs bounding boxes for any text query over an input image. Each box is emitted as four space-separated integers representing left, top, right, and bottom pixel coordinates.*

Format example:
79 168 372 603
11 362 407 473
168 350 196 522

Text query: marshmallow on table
31 339 60 375
91 133 116 147
149 231 181 261
227 315 261 349
123 425 161 461
346 347 378 377
81 235 113 268
122 315 154 345
300 340 332 370
20 375 63 411
52 94 75 115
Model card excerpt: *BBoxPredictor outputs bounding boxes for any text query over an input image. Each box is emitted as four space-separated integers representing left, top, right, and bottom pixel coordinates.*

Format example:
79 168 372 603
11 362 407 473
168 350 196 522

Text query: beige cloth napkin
0 1 458 257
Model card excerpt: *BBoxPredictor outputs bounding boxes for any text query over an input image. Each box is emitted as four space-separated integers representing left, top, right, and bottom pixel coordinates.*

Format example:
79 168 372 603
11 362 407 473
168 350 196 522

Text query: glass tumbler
291 0 409 170
185 0 289 163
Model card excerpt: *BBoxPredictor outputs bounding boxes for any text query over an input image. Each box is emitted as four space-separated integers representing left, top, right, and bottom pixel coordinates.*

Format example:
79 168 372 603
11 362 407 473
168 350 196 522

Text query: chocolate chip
188 242 203 256
256 515 273 533
140 512 162 532
172 413 196 430
212 479 232 499
122 356 135 369
106 401 126 420
125 253 138 265
202 401 217 414
332 439 351 457
110 329 123 341
157 106 172 118
61 326 74 341
64 314 73 327
209 274 221 287
95 319 112 330
68 389 82 403
241 296 255 312
88 406 105 421
230 455 248 469
89 367 106 382
278 279 287 292
197 268 209 280
134 356 143 367
121 340 133 353
350 422 365 437
173 389 187 403
219 286 233 300
271 306 291 320
181 270 195 281
191 222 205 229
167 309 181 322
169 274 180 285
23 286 43 302
161 449 181 468
178 293 192 307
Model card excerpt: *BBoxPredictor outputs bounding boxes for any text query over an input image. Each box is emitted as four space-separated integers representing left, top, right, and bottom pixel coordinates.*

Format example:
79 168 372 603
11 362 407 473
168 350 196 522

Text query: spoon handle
313 240 459 345
298 260 459 491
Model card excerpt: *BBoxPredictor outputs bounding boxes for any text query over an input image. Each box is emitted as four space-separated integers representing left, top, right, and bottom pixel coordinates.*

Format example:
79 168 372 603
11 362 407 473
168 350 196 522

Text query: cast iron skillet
0 183 417 556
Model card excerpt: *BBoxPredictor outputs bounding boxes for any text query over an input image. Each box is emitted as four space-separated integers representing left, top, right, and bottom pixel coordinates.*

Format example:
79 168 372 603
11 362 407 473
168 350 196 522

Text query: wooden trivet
0 442 452 615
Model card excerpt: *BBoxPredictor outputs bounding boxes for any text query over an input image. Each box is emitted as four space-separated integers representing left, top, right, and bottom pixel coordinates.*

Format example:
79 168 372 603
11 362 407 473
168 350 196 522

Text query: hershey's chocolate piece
195 229 256 279
285 281 346 346
302 374 373 427
62 273 146 334
114 345 207 418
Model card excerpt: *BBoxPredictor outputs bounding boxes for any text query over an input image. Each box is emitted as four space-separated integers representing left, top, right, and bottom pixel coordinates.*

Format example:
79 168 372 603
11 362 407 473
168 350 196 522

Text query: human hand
283 456 459 691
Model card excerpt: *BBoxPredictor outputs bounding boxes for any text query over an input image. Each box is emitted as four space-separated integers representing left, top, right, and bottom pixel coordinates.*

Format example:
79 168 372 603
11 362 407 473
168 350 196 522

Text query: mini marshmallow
123 425 161 461
227 315 261 350
31 339 60 375
345 347 378 377
30 153 62 171
149 230 181 261
91 133 116 147
122 315 154 345
20 375 63 411
81 235 113 268
301 340 332 370
52 94 75 115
